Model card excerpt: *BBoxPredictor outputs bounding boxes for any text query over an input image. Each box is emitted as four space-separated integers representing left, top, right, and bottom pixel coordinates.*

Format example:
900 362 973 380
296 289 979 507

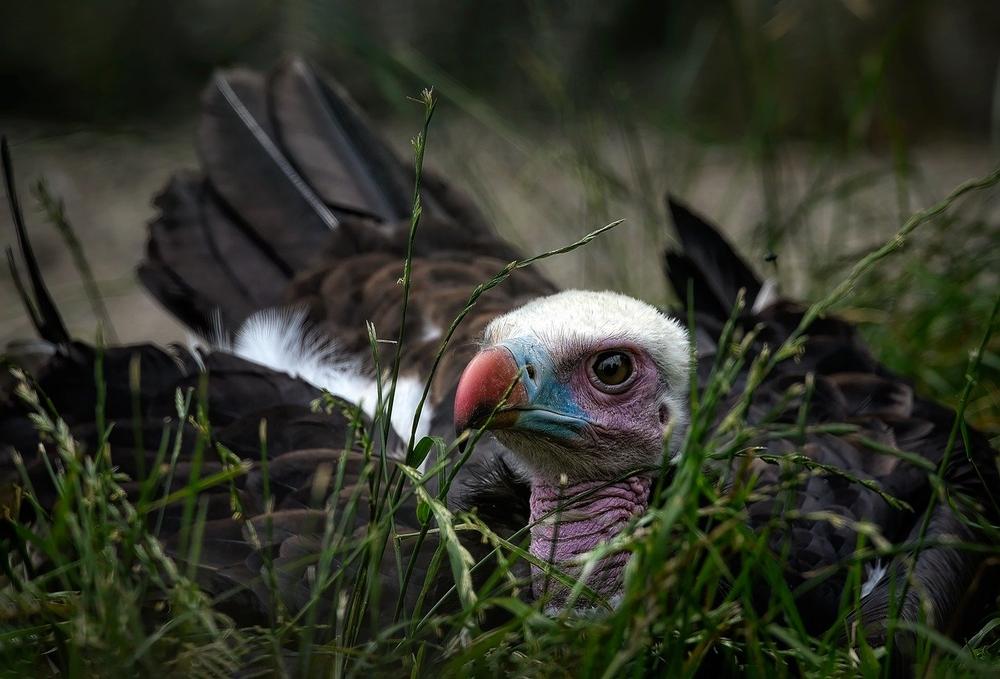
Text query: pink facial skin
567 340 669 468
496 338 670 484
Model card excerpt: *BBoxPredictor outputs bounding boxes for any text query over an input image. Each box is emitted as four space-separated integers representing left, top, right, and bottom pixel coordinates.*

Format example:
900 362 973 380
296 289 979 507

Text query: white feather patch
860 559 887 598
215 308 433 449
751 278 779 315
361 373 433 446
419 319 443 343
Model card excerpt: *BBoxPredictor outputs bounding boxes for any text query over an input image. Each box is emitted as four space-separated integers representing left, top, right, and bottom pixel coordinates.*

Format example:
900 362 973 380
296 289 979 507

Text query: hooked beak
453 346 527 433
453 340 590 438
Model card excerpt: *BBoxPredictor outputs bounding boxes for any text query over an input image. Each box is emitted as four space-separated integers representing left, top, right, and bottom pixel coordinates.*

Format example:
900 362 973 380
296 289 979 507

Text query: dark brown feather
141 173 288 331
2 138 70 344
197 68 337 272
666 207 999 653
665 196 763 321
269 57 412 222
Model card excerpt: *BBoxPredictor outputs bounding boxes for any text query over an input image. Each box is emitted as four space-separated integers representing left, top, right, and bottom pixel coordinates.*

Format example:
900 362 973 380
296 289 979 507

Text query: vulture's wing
664 196 999 653
137 57 554 526
0 137 528 645
0 343 522 631
664 197 762 325
139 57 555 415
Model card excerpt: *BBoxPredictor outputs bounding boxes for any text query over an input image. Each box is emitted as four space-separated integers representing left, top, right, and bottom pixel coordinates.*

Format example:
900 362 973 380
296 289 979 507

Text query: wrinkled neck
528 475 651 608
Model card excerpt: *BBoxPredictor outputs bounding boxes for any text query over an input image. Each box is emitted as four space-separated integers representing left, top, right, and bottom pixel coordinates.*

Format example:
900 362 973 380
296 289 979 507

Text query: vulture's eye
590 351 634 391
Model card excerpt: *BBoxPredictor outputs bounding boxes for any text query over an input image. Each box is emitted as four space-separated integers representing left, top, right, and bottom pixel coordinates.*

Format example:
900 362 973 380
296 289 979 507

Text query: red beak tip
453 347 524 432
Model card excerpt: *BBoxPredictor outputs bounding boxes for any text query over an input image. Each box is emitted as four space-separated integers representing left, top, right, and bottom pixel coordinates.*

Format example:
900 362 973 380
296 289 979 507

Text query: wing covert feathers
667 202 1000 653
141 56 541 357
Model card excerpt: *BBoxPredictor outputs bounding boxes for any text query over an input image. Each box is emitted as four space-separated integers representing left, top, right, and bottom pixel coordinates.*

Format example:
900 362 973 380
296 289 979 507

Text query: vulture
1 57 996 673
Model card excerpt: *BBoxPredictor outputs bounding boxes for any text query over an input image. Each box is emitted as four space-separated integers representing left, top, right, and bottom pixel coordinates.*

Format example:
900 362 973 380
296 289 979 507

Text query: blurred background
1 0 998 430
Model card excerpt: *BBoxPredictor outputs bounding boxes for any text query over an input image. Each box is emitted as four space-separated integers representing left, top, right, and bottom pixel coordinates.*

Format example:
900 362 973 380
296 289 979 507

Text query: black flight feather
664 249 730 322
664 196 763 321
137 242 218 337
6 246 43 333
269 57 413 222
198 69 338 273
2 137 69 344
139 174 288 332
196 179 289 313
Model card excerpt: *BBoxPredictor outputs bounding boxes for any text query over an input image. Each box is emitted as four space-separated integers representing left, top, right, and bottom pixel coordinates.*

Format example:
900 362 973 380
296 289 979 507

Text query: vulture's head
454 290 690 608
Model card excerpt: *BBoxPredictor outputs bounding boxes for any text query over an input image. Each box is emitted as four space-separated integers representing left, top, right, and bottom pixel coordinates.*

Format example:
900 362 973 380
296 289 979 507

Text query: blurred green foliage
2 1 999 142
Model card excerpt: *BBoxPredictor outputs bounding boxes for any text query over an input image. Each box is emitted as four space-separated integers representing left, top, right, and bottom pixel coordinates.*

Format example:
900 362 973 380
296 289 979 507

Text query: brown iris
591 351 633 388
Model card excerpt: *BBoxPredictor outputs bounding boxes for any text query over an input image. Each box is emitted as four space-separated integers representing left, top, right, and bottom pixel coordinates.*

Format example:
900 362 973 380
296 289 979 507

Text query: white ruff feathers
216 308 432 446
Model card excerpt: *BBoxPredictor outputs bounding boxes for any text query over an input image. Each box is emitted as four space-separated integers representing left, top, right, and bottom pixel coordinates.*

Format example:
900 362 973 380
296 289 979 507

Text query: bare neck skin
528 474 651 608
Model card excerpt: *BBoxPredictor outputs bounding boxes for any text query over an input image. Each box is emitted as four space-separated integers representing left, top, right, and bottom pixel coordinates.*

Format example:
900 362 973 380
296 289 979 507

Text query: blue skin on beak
498 337 590 440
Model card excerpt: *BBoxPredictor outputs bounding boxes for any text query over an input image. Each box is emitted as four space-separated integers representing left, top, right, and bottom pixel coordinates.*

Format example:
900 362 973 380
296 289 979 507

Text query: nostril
525 364 537 381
